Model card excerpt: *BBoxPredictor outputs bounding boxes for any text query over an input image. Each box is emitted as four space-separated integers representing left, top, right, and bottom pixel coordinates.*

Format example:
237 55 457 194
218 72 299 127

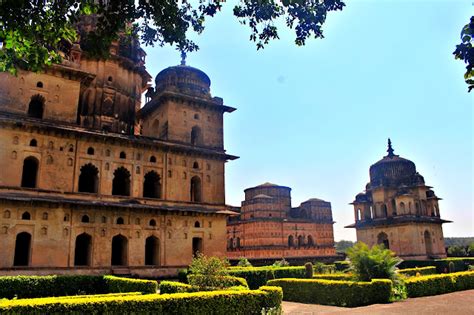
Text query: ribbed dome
369 139 419 186
155 64 211 97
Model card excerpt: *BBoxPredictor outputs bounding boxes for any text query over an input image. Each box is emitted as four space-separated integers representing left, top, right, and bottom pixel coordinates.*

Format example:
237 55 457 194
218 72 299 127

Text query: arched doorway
424 230 433 256
190 176 202 202
74 233 92 266
21 157 39 188
192 237 202 257
27 94 45 119
288 235 294 247
145 236 160 265
14 232 31 266
111 235 128 266
143 171 161 198
112 167 131 196
377 232 390 249
307 235 315 247
190 126 202 145
78 163 99 193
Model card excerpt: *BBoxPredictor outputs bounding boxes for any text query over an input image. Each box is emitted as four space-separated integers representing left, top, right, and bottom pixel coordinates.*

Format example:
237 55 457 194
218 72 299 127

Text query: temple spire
387 138 394 157
180 51 187 66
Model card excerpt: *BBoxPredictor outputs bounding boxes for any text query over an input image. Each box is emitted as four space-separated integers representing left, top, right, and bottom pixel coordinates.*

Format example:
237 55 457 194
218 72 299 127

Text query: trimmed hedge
267 278 392 307
397 266 437 277
0 286 283 315
405 271 474 298
187 275 248 289
0 275 157 299
313 274 352 280
398 258 474 273
104 276 157 294
334 261 350 272
227 266 307 289
160 281 198 294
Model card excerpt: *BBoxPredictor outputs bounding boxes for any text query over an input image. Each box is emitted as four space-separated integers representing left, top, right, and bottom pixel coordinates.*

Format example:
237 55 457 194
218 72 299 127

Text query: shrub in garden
313 262 336 274
189 254 229 278
304 262 313 278
159 281 198 294
0 286 283 315
404 271 474 297
227 266 307 289
237 257 252 267
334 261 350 272
267 278 392 307
397 266 437 277
272 258 290 267
346 242 401 282
0 275 157 299
312 274 352 280
187 275 248 290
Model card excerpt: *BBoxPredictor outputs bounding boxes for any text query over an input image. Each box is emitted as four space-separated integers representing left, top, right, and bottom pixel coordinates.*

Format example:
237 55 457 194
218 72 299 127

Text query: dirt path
282 289 474 315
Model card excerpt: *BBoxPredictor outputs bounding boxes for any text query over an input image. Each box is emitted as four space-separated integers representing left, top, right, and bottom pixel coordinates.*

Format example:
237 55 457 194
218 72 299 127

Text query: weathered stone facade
346 140 450 260
0 31 237 276
227 183 336 263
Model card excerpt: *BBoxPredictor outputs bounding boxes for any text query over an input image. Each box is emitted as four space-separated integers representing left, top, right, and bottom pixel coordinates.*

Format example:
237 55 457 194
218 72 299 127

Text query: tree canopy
0 0 345 74
454 16 474 92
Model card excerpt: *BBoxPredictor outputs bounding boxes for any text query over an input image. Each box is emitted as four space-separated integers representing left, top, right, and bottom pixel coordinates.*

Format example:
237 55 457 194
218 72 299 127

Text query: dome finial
180 51 187 66
387 138 394 157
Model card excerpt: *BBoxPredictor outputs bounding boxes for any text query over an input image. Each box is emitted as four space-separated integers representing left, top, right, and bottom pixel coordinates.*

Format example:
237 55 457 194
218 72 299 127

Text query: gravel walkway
282 289 474 315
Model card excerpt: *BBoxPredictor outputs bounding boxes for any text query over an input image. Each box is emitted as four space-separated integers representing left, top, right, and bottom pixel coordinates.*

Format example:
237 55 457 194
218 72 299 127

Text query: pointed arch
14 232 31 266
74 233 92 266
111 234 128 266
288 235 294 247
191 126 202 145
377 232 389 249
145 236 160 265
78 163 99 193
143 171 161 198
112 167 131 196
21 211 31 220
21 156 39 188
28 94 45 119
190 176 202 202
424 230 433 256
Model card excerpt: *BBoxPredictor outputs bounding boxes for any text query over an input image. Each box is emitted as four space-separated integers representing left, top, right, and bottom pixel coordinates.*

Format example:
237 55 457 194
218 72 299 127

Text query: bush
189 254 229 278
187 275 248 290
177 269 189 283
312 274 352 280
346 242 401 281
227 266 307 289
334 261 350 272
304 262 313 278
272 258 290 267
397 266 437 277
0 275 156 299
313 262 336 274
0 287 283 315
405 271 474 297
267 278 392 307
237 257 252 267
159 281 198 294
398 258 474 273
104 276 157 294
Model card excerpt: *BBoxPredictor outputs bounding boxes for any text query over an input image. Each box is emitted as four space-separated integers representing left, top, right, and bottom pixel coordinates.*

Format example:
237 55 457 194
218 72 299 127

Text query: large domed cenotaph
346 139 450 260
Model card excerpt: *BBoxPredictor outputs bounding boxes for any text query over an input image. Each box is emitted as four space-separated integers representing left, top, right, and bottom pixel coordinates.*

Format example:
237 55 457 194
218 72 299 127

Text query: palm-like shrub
346 242 401 282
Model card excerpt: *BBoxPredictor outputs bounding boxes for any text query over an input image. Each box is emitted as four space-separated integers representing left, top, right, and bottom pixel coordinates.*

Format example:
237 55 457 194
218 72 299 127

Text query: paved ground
282 289 474 315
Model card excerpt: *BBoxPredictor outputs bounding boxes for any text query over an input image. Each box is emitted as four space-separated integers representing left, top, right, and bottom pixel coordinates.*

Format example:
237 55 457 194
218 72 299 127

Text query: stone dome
369 139 418 187
154 64 211 97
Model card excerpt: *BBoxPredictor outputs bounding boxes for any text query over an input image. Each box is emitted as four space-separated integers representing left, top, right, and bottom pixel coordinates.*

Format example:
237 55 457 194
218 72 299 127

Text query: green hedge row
312 274 352 280
187 275 248 290
398 258 474 273
227 266 307 289
159 281 249 294
397 266 437 277
405 271 474 298
0 286 283 315
267 278 392 307
0 275 157 299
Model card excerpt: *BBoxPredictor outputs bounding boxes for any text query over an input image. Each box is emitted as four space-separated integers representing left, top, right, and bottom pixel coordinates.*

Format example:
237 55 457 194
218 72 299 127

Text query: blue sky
144 0 473 241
